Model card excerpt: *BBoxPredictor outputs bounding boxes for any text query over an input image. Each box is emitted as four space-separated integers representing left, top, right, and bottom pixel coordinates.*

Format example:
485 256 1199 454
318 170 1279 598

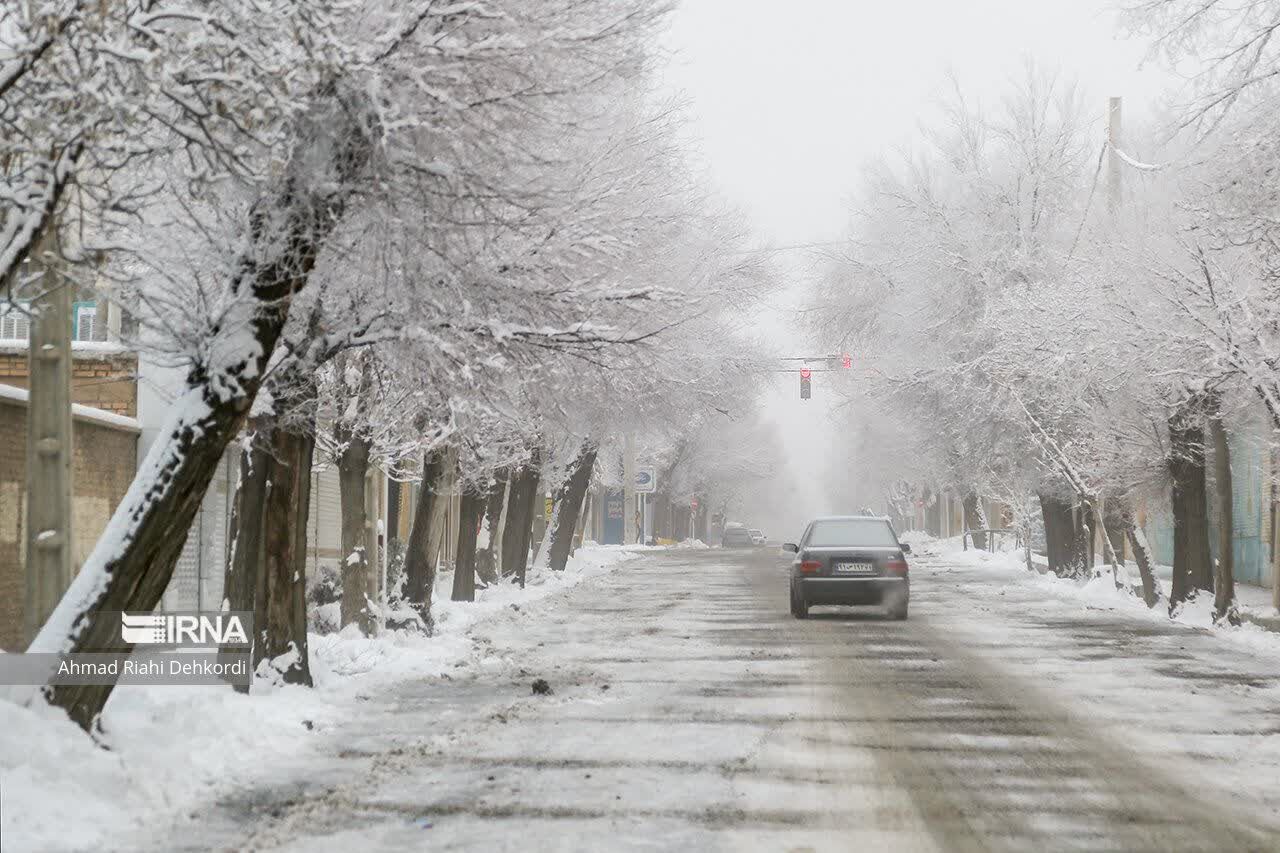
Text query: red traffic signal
799 368 811 400
842 353 852 369
800 367 811 379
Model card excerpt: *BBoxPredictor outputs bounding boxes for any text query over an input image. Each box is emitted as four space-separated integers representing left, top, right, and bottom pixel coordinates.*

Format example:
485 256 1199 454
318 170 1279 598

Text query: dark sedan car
783 516 910 619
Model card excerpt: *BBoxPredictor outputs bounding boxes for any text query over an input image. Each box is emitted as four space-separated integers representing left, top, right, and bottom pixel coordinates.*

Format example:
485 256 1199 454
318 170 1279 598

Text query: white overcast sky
657 0 1174 530
659 0 1170 247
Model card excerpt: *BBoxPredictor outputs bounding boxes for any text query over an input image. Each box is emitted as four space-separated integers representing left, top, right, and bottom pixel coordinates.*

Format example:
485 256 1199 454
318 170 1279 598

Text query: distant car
721 523 753 548
783 515 910 620
747 528 765 546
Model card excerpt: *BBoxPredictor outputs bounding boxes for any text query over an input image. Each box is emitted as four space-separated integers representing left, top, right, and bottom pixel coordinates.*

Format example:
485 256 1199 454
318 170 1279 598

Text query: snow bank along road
140 548 1280 852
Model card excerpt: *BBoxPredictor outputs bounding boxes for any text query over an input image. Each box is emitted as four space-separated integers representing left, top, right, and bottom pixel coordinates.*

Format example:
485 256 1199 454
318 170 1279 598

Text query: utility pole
24 230 74 646
623 431 637 545
1107 96 1122 214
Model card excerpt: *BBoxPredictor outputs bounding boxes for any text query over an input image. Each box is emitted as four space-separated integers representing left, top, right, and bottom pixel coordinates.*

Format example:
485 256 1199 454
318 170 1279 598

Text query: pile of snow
920 536 1280 653
0 545 637 852
574 540 707 552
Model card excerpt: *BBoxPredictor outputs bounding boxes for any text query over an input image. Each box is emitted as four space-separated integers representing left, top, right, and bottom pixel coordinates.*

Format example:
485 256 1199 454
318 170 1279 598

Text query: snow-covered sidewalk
0 546 642 852
905 532 1280 648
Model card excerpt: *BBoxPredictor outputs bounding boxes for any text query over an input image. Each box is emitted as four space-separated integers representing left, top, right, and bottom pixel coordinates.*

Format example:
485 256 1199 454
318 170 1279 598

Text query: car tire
888 603 908 620
790 585 808 619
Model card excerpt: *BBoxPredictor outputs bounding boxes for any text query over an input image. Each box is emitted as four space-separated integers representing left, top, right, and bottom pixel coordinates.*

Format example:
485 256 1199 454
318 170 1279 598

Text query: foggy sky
659 0 1171 534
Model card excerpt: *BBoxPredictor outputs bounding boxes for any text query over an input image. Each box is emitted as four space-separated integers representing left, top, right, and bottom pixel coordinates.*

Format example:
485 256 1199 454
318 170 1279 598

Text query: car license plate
834 562 874 575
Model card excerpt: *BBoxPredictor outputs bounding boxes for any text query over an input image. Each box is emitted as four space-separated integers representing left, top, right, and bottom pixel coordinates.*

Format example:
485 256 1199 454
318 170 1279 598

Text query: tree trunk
1039 491 1070 574
1070 506 1092 580
1102 503 1127 566
925 490 941 537
451 491 484 602
1273 478 1280 614
963 492 986 550
501 461 536 580
654 489 670 541
1084 505 1098 569
1040 491 1088 579
1168 395 1214 611
403 446 446 625
334 351 375 635
547 443 598 571
337 431 373 634
258 422 315 687
32 91 373 730
1125 519 1162 608
572 488 591 556
386 479 401 547
1087 497 1123 587
515 449 543 586
1209 410 1240 625
424 447 456 581
532 490 549 560
475 469 507 585
221 434 271 691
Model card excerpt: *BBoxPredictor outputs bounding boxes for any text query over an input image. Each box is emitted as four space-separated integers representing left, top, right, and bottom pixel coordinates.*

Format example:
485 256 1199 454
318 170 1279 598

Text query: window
0 300 30 340
805 519 899 547
73 301 97 342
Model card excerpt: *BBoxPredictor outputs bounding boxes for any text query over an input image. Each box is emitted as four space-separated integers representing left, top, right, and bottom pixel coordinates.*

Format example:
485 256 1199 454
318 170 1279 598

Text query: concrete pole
1107 96 1122 214
24 232 74 645
623 432 637 545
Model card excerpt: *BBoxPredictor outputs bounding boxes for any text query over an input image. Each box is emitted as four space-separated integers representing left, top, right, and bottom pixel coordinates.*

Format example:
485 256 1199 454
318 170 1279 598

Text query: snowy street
128 545 1280 852
14 2 1280 851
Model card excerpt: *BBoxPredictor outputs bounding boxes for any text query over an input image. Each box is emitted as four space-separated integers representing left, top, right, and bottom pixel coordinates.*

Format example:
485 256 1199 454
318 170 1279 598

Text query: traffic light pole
782 352 851 399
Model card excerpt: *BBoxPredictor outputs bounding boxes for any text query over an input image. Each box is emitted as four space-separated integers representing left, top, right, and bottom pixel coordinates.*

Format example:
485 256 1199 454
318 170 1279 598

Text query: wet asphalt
129 547 1280 852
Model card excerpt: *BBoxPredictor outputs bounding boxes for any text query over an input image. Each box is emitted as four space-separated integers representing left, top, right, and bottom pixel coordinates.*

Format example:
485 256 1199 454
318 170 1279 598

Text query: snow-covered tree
30 0 676 730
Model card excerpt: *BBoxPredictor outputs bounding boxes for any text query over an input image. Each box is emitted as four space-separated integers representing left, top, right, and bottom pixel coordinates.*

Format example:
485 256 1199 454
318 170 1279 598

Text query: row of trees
811 1 1280 622
3 2 776 732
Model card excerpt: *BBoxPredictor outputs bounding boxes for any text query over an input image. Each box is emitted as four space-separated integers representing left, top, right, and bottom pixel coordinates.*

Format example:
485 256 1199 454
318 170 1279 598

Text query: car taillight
799 560 821 573
885 559 909 576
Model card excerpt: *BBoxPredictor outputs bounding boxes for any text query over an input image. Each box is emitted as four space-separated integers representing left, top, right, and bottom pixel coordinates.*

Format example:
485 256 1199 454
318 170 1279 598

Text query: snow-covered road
135 547 1280 852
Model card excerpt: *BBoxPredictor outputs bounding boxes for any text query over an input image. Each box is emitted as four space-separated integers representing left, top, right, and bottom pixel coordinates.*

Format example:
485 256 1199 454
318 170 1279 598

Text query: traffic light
842 353 852 369
800 367 811 399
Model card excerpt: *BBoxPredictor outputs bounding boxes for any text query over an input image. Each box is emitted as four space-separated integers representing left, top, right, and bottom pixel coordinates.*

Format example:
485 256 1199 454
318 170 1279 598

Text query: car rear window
806 519 898 547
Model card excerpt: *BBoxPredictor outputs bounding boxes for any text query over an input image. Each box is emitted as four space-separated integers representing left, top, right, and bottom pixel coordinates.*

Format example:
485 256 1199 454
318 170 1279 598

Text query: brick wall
0 395 138 651
0 347 137 416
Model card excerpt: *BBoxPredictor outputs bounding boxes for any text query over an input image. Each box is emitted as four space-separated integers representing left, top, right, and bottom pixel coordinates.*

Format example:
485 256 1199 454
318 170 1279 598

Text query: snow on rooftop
0 383 140 432
0 340 133 357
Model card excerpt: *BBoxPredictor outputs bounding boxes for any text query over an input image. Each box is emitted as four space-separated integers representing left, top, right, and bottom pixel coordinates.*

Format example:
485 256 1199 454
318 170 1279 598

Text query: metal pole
24 231 74 645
